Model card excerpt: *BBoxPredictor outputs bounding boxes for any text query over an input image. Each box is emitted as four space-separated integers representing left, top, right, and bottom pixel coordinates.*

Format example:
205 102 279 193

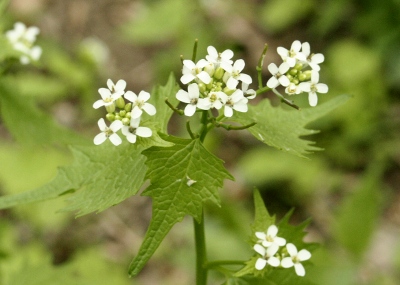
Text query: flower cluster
253 225 311 277
93 79 156 146
5 22 42 65
267 40 328 107
176 46 255 118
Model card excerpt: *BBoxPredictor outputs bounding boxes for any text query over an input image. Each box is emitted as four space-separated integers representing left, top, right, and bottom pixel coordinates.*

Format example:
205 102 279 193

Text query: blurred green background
0 0 400 284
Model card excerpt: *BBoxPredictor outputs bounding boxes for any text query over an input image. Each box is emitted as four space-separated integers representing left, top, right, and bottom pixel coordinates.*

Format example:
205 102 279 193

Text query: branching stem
165 99 184 115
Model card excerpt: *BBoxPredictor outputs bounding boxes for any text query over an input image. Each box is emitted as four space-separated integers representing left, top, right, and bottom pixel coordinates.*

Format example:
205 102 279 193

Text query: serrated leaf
0 143 147 216
0 79 84 146
232 95 350 158
147 73 180 133
128 135 234 276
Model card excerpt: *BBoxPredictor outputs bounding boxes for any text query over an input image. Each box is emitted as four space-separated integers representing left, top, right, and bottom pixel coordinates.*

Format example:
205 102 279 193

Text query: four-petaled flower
255 225 286 248
93 87 122 109
106 79 126 97
176 83 210 116
181 59 212 84
121 117 152 144
277 40 306 67
206 46 234 73
281 243 311 277
298 70 328 107
224 59 252 89
124 90 157 118
221 90 248 117
254 243 281 270
266 63 290 89
94 118 123 146
301 42 324 71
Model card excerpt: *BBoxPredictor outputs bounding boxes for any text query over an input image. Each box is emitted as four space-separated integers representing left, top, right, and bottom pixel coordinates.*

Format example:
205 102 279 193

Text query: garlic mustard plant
281 243 312 277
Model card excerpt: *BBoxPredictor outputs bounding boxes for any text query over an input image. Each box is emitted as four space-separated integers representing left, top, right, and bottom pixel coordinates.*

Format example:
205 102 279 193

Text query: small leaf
232 95 350 158
128 135 233 276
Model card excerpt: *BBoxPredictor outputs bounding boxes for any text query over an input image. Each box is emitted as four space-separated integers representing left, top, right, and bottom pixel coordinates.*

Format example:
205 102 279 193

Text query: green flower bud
204 64 215 77
294 63 303 71
119 110 127 117
206 78 214 90
289 68 298 76
114 115 122 121
298 72 307 81
198 83 207 93
213 67 224 80
292 79 299 85
106 113 115 122
105 103 115 113
287 74 293 81
126 112 131 119
223 87 234 95
303 70 312 81
115 97 125 109
125 103 132 112
122 118 130 126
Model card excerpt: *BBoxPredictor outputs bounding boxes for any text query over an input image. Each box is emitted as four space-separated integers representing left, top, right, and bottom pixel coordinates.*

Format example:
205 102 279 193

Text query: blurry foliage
0 0 399 284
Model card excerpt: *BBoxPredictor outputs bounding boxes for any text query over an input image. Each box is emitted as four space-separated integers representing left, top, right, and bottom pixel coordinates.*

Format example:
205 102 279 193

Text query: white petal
188 83 200 99
308 62 321 71
212 99 223 109
224 106 233 117
227 77 238 89
316 83 328 93
25 26 40 42
196 59 208 68
110 120 123 132
233 102 248 113
109 133 122 146
238 73 252 84
231 90 245 102
207 46 218 58
267 77 279 89
138 91 150 102
278 62 290 74
180 74 196 84
268 63 278 75
221 49 234 60
176 90 190 103
266 225 278 237
98 88 111 100
184 104 196 117
301 42 310 56
298 249 311 261
124 91 137 103
233 59 245 72
268 257 280 267
97 118 107 131
286 243 298 257
115 80 127 91
266 244 279 256
220 62 233 73
298 82 311 92
125 133 137 144
286 57 296 67
197 98 211 110
30 46 42 60
197 71 211 84
255 258 267 270
253 244 266 256
107 79 114 90
291 40 302 52
278 76 290 87
281 257 294 268
311 70 319 84
136 127 152 137
183 59 196 69
312 53 324 64
277 47 288 58
94 133 107 145
93 99 105 109
121 126 130 136
131 106 143 118
309 92 318 107
142 103 156 116
275 237 286 246
294 263 306 276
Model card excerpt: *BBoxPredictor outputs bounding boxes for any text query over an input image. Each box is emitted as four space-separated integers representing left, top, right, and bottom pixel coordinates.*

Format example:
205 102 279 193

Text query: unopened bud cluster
92 79 156 146
176 46 256 117
253 225 311 277
267 40 328 106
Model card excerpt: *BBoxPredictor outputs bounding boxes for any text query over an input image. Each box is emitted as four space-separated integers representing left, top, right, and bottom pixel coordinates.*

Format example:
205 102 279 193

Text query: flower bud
106 113 115 122
298 72 307 81
287 74 294 81
289 68 298 76
223 87 234 95
292 79 299 85
213 67 224 80
115 97 125 109
122 118 130 126
114 115 122 121
125 103 132 112
204 63 215 77
105 103 115 113
119 110 127 117
294 63 303 71
206 78 214 90
126 112 131 119
198 83 206 93
303 70 312 81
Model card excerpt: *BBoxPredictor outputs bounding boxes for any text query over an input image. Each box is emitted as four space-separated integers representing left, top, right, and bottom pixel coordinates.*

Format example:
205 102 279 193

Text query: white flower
298 70 328 107
94 118 123 146
253 243 281 270
6 22 42 64
277 40 306 68
255 225 286 248
121 117 152 144
224 59 252 89
176 83 210 116
281 243 311 277
181 59 212 84
93 88 122 109
124 90 156 118
266 63 290 89
198 91 225 110
285 83 301 96
242 82 256 99
107 79 126 97
206 46 234 73
222 90 248 117
301 42 324 71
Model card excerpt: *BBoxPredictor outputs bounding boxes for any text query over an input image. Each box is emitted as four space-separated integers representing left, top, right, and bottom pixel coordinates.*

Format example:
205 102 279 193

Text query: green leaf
147 73 180 133
0 79 84 146
232 95 350 158
0 143 147 216
128 135 234 276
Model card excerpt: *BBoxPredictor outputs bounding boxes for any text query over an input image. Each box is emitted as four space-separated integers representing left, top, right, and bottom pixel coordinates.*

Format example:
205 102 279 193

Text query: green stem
192 39 199 62
198 110 209 142
256 44 268 89
194 212 207 285
271 88 300 110
206 260 245 269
